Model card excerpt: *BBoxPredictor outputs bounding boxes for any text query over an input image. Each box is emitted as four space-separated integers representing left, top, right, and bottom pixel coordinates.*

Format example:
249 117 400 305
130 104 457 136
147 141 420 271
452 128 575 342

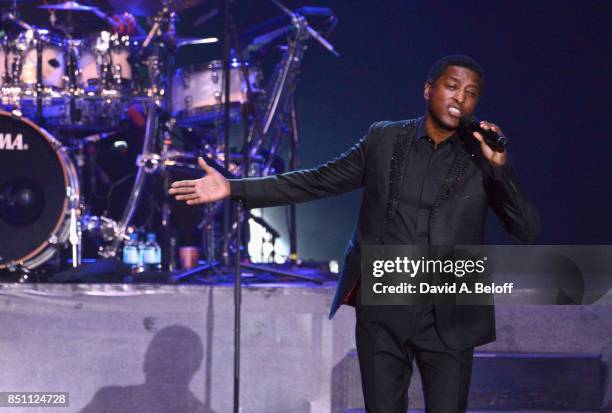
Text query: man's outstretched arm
170 123 379 209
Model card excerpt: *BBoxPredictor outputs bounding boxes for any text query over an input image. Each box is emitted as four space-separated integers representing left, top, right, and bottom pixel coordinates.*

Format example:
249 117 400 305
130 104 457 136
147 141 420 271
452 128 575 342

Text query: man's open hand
169 157 231 205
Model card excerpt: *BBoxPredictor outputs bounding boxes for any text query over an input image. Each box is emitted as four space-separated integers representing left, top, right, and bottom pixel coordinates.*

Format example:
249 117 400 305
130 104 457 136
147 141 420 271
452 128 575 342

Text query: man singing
169 55 540 412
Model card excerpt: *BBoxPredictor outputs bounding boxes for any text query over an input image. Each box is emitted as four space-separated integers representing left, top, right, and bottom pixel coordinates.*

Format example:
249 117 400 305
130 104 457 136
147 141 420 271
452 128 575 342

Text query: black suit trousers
355 297 474 413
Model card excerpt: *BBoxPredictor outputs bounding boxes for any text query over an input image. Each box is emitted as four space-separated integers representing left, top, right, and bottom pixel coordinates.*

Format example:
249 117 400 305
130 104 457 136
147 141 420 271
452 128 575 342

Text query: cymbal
133 35 217 47
39 1 101 12
176 37 218 47
106 0 204 17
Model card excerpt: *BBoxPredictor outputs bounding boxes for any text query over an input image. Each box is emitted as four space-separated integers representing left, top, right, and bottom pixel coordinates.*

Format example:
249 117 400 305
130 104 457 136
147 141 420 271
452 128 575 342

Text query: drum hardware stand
232 2 338 279
188 12 262 268
261 1 338 269
228 14 264 150
163 11 176 112
168 260 221 284
239 35 318 199
160 123 181 272
288 98 299 265
262 0 339 135
68 187 82 267
101 98 161 258
69 132 101 251
71 138 89 261
1 8 31 113
271 0 340 57
195 12 309 231
231 20 264 269
2 1 34 32
239 262 323 284
86 138 100 200
35 30 44 123
218 12 266 267
66 40 80 125
157 3 179 270
261 27 305 135
73 138 87 194
203 204 216 267
139 3 176 99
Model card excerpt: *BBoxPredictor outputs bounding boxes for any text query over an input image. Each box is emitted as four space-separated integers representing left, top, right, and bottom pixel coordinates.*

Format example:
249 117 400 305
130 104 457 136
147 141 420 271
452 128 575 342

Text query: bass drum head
0 112 74 269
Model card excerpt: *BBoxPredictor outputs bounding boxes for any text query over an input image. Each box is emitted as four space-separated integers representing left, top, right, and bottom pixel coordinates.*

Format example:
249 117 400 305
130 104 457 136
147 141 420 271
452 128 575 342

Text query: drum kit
0 0 338 279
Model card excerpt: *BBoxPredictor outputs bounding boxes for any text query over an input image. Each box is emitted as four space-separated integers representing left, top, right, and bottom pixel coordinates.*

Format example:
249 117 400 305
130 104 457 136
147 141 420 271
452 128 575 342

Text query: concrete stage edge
1 283 611 413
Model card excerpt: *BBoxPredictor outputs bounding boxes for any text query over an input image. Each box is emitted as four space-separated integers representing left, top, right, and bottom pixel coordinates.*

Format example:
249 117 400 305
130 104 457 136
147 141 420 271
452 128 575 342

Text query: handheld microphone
460 115 508 152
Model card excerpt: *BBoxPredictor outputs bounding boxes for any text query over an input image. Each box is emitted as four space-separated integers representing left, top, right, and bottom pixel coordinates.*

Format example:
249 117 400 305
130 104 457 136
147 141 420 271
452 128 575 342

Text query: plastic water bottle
123 233 141 273
142 233 162 271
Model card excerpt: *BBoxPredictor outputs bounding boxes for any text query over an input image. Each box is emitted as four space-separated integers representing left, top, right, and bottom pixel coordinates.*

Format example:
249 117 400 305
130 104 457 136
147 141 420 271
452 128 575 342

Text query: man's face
424 65 481 130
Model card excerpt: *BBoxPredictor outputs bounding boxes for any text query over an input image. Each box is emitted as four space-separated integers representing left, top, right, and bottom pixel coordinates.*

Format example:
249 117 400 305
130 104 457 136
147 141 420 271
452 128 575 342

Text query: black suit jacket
230 118 540 349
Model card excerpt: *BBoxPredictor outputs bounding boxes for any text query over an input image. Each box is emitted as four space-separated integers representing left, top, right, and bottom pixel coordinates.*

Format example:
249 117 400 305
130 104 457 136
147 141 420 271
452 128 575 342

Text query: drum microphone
459 115 507 152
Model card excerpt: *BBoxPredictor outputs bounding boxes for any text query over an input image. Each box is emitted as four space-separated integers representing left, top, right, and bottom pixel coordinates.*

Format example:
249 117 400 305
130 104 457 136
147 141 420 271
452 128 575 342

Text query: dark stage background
13 0 611 262
196 0 610 262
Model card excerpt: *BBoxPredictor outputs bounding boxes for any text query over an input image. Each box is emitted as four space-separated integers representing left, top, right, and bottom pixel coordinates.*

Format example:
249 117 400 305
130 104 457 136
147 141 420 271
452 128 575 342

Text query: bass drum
0 111 79 270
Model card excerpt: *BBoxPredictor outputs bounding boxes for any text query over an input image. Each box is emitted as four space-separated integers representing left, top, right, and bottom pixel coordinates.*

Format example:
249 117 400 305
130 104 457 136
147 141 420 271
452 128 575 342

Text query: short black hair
426 54 484 92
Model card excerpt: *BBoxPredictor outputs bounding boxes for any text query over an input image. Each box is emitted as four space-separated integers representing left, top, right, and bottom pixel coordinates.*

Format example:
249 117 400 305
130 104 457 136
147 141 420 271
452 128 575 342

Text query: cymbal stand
288 97 299 264
2 0 34 32
35 30 43 122
195 27 326 283
160 12 178 271
197 7 331 225
196 19 309 232
205 3 337 281
2 3 32 110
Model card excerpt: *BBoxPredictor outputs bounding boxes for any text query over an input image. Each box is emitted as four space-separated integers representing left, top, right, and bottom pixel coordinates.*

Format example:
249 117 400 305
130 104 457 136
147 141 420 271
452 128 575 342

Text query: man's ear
423 81 432 101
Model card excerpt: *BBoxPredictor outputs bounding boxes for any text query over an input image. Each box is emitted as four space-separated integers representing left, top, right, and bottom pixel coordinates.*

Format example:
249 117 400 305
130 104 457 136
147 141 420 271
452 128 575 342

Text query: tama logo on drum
0 134 28 151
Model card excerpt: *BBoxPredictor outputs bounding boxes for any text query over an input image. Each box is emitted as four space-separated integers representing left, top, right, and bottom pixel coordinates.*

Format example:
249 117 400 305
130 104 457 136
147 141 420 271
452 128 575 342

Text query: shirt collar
416 117 428 140
416 116 459 148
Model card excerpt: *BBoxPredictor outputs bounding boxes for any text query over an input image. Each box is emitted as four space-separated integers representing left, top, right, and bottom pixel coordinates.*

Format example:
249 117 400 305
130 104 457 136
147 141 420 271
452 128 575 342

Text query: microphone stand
219 2 240 412
233 201 242 413
221 0 232 267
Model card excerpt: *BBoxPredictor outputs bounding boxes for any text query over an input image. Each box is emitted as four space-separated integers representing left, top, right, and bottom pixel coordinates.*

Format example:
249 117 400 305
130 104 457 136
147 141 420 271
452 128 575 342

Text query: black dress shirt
384 118 459 245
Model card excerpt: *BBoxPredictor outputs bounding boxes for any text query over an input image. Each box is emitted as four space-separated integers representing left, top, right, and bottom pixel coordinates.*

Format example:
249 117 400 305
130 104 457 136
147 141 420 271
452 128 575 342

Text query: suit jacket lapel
386 119 417 229
429 142 473 223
